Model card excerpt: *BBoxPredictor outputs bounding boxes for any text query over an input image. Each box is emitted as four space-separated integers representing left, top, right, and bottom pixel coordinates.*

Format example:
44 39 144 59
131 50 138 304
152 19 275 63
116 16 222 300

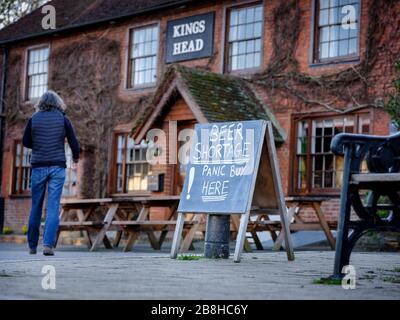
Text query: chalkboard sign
171 120 295 262
178 120 263 214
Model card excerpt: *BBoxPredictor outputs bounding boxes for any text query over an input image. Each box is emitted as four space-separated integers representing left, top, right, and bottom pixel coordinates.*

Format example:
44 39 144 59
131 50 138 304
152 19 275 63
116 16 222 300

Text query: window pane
230 11 238 26
320 42 329 59
329 41 339 57
348 38 357 54
319 9 329 26
320 0 330 9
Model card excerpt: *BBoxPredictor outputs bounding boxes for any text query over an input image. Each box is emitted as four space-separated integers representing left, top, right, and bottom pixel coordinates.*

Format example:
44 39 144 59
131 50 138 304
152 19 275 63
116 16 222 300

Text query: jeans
28 166 65 249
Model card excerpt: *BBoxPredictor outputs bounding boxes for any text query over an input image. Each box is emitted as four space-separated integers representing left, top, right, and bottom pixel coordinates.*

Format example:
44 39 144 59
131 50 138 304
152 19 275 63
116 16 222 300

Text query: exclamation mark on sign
186 167 195 200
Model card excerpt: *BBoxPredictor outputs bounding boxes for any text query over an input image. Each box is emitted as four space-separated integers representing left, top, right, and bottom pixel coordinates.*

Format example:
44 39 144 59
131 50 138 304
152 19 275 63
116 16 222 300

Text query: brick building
0 0 398 233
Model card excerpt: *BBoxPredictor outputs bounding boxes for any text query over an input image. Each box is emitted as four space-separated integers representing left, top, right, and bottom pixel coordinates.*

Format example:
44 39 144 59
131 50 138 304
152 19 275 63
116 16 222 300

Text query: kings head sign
178 120 264 214
166 12 214 63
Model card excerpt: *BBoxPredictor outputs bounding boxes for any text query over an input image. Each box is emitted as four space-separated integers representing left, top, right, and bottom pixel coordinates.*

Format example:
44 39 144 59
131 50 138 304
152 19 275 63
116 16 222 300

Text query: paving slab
0 243 399 300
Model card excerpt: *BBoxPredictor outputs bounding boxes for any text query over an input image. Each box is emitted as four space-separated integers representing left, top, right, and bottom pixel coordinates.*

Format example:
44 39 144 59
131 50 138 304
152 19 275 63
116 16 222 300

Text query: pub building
0 0 398 238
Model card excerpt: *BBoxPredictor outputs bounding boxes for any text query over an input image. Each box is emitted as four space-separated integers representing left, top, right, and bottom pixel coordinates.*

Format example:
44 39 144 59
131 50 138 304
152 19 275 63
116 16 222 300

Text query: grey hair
34 90 66 112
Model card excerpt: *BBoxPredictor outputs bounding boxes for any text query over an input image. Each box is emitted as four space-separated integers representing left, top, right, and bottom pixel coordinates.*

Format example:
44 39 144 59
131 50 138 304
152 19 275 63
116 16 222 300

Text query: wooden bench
109 196 202 252
55 198 117 250
330 131 400 278
56 196 204 252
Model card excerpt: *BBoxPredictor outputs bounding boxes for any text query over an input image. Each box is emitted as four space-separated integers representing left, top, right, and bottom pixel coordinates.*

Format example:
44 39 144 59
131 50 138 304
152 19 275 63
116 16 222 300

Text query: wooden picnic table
57 196 201 252
269 196 337 250
225 197 336 252
57 195 336 253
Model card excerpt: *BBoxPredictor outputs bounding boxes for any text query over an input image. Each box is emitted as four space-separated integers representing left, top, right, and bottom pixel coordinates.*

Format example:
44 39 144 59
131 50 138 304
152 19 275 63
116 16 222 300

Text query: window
293 113 370 194
128 25 159 88
12 141 77 196
12 141 32 195
26 46 49 100
63 144 78 197
314 0 359 62
226 4 263 72
114 133 150 193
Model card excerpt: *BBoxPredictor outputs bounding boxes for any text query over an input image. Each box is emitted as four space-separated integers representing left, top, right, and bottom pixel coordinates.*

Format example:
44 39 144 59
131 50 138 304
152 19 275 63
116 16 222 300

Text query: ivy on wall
4 33 150 198
251 0 399 114
3 0 399 197
384 60 400 129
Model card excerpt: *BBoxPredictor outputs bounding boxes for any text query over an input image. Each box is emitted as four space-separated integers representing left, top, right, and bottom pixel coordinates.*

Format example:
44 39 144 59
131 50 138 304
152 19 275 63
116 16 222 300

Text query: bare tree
0 0 48 29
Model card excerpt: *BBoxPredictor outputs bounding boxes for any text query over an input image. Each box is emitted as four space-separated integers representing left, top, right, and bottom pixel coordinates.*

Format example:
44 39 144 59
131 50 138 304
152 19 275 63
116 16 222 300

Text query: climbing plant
384 60 400 129
251 0 398 114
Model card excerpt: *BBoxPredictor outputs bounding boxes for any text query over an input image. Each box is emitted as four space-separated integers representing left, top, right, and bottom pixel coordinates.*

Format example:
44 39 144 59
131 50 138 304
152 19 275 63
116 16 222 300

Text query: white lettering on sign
173 39 204 55
172 19 206 56
187 122 255 203
173 20 206 38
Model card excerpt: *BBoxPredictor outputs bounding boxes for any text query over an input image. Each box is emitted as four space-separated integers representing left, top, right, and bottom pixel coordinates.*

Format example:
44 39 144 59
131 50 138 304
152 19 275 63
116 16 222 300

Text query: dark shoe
43 246 54 256
29 248 37 255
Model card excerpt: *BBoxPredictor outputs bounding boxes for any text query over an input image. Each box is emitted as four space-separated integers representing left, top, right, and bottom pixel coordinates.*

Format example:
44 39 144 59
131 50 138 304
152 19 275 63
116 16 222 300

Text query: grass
383 276 400 284
177 254 203 261
0 271 12 278
359 274 376 280
313 277 342 285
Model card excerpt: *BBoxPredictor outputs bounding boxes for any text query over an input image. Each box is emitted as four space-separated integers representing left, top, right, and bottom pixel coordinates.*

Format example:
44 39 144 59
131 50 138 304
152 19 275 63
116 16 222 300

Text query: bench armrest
331 132 400 155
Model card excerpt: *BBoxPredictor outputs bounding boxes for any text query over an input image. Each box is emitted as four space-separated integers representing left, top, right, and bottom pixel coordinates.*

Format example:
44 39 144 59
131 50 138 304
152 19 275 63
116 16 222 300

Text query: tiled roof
133 64 286 143
0 0 194 44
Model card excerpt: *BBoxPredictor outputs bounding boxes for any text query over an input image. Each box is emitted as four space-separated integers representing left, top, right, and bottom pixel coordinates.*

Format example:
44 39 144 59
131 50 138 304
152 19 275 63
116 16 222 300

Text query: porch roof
132 64 286 143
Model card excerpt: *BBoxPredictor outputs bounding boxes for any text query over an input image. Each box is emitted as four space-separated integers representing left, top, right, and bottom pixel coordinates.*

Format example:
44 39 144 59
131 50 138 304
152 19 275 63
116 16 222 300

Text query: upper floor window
26 46 49 100
314 0 360 62
226 4 263 73
292 113 370 194
113 133 150 193
128 24 159 88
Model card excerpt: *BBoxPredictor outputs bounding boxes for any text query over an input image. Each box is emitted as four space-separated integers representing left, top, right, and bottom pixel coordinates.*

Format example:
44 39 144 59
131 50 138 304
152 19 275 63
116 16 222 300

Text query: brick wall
1 0 399 232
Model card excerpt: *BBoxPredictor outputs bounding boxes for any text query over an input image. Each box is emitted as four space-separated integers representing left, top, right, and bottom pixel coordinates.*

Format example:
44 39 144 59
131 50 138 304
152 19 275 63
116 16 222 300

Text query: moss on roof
132 64 286 143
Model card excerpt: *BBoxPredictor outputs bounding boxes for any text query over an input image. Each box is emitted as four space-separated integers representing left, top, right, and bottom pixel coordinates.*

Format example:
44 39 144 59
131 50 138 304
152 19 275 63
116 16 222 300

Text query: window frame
11 140 32 196
289 111 371 196
223 1 265 75
63 143 79 198
25 44 50 102
126 23 160 90
109 131 151 196
311 0 362 65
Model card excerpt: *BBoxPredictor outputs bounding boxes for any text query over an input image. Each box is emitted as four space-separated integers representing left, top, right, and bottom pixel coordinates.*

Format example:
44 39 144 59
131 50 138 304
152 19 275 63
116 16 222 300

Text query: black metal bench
330 131 400 278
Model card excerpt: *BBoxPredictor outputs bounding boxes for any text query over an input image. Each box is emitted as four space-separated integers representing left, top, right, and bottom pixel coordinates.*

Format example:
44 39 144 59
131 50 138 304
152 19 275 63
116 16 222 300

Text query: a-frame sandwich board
171 120 294 262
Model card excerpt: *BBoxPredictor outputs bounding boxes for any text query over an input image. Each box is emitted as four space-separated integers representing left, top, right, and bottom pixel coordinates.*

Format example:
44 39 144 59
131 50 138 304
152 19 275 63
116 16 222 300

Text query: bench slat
112 220 197 226
352 173 400 182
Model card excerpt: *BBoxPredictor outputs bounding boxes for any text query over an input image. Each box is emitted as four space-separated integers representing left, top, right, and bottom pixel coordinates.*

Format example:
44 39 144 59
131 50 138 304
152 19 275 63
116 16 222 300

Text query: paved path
0 243 399 299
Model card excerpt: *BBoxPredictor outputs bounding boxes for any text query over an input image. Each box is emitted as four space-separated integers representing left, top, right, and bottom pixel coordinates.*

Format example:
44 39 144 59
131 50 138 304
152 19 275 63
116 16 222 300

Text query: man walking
23 90 80 256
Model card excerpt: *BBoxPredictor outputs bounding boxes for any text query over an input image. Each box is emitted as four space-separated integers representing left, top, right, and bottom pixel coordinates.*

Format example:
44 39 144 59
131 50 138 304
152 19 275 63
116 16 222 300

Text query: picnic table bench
330 131 400 278
234 197 337 252
56 196 200 252
56 194 338 253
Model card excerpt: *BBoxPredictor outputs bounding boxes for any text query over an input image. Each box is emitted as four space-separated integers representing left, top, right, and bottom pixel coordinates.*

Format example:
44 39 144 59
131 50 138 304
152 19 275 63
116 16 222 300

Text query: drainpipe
0 45 9 234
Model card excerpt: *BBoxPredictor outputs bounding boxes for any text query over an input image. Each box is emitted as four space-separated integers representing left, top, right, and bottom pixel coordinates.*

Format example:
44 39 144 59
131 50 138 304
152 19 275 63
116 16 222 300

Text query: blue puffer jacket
22 110 80 168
